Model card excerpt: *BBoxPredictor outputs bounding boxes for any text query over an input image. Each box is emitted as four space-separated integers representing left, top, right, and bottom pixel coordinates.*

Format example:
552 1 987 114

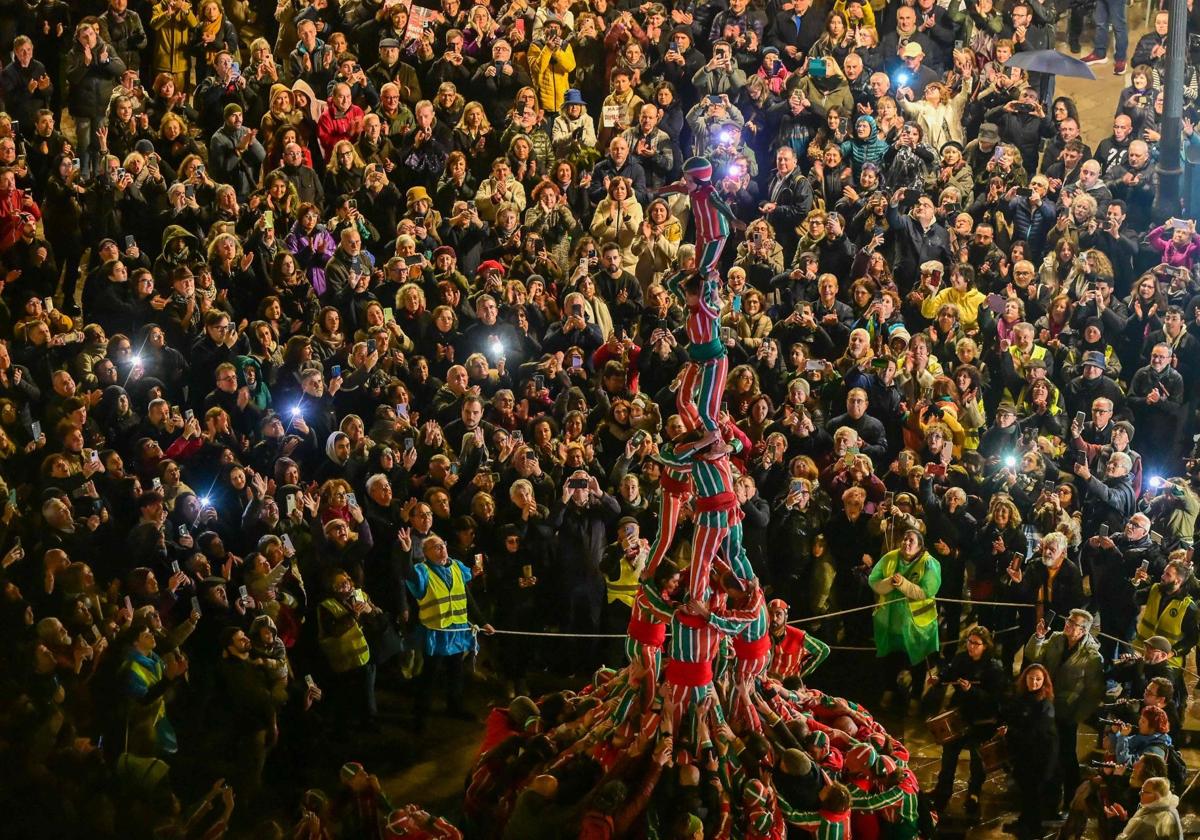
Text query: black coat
1004 692 1057 781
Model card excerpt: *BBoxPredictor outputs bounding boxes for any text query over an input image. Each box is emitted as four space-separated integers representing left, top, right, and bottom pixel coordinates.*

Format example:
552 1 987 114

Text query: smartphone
805 359 825 372
383 307 395 322
71 157 80 170
282 534 295 554
185 184 195 198
572 304 583 317
720 327 733 343
571 355 582 370
286 494 297 515
191 595 201 614
305 674 316 689
152 477 162 490
1099 524 1109 538
123 595 132 613
567 477 589 489
512 430 523 444
732 295 743 313
346 492 357 508
533 374 544 391
43 296 53 313
884 491 894 506
367 339 377 354
5 488 15 507
347 198 357 211
238 585 249 601
1015 187 1033 198
30 420 40 440
330 364 341 380
473 553 485 573
1074 411 1086 428
184 408 194 421
522 564 533 578
170 560 180 574
177 524 187 537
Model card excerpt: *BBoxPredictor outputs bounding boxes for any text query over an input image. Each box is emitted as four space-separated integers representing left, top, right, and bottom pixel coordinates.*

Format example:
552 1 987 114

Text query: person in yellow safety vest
119 624 188 755
1134 559 1199 668
601 516 650 659
868 529 941 705
405 534 493 732
318 570 378 727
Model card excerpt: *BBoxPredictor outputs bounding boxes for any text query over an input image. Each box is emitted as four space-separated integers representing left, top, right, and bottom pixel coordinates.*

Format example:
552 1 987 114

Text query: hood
856 115 879 141
97 385 130 423
1143 793 1180 812
325 431 348 464
160 223 199 252
291 79 324 122
269 83 295 113
235 355 264 388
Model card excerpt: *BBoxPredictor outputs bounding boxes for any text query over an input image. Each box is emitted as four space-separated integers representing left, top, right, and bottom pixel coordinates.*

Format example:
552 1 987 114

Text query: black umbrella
1003 50 1097 80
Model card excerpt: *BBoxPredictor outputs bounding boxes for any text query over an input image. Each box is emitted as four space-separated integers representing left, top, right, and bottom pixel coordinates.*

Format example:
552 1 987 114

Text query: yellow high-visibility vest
607 557 640 607
319 595 371 672
417 562 469 629
1135 584 1194 667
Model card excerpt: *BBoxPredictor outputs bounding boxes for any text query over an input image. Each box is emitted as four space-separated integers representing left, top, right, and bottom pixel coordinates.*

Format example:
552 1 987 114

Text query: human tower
469 159 924 840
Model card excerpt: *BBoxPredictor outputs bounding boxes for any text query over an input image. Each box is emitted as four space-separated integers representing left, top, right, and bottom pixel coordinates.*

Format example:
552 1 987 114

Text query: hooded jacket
1115 792 1182 840
152 224 200 285
840 116 889 177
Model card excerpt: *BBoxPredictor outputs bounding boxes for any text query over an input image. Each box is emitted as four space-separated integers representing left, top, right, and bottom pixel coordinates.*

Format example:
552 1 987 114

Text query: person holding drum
928 627 1008 817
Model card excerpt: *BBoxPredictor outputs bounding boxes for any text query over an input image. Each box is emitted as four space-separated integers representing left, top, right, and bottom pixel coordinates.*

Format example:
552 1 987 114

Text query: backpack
1165 744 1188 792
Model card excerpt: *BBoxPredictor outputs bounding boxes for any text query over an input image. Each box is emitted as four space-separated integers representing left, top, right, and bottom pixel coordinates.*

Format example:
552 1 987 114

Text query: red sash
627 616 666 646
665 658 713 686
732 634 771 659
696 491 737 513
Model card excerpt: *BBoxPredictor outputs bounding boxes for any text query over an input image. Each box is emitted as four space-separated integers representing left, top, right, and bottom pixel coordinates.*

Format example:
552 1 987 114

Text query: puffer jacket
1023 630 1104 724
526 41 576 113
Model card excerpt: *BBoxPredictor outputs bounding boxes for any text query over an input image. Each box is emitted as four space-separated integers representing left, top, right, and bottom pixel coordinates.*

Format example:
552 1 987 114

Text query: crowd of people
2 0 1200 835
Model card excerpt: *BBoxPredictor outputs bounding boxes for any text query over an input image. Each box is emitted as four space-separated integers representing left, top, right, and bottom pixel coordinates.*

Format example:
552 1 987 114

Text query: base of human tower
464 601 925 839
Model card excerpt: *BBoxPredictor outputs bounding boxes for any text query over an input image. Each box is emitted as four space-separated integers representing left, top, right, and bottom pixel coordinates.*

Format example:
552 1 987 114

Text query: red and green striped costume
657 174 736 279
643 461 692 580
667 269 727 434
769 625 831 681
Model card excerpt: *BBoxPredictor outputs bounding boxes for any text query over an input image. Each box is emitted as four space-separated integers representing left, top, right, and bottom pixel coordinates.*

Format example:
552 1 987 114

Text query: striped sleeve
799 633 831 677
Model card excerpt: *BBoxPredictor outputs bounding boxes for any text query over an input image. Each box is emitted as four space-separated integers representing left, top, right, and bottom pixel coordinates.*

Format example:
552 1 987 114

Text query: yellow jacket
527 42 576 113
921 286 987 331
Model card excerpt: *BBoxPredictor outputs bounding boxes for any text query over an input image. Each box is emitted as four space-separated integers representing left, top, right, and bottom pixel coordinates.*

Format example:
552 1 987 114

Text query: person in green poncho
869 529 941 701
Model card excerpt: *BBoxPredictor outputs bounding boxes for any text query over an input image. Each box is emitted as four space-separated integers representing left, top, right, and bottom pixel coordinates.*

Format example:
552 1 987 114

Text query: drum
979 734 1009 773
926 708 966 744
